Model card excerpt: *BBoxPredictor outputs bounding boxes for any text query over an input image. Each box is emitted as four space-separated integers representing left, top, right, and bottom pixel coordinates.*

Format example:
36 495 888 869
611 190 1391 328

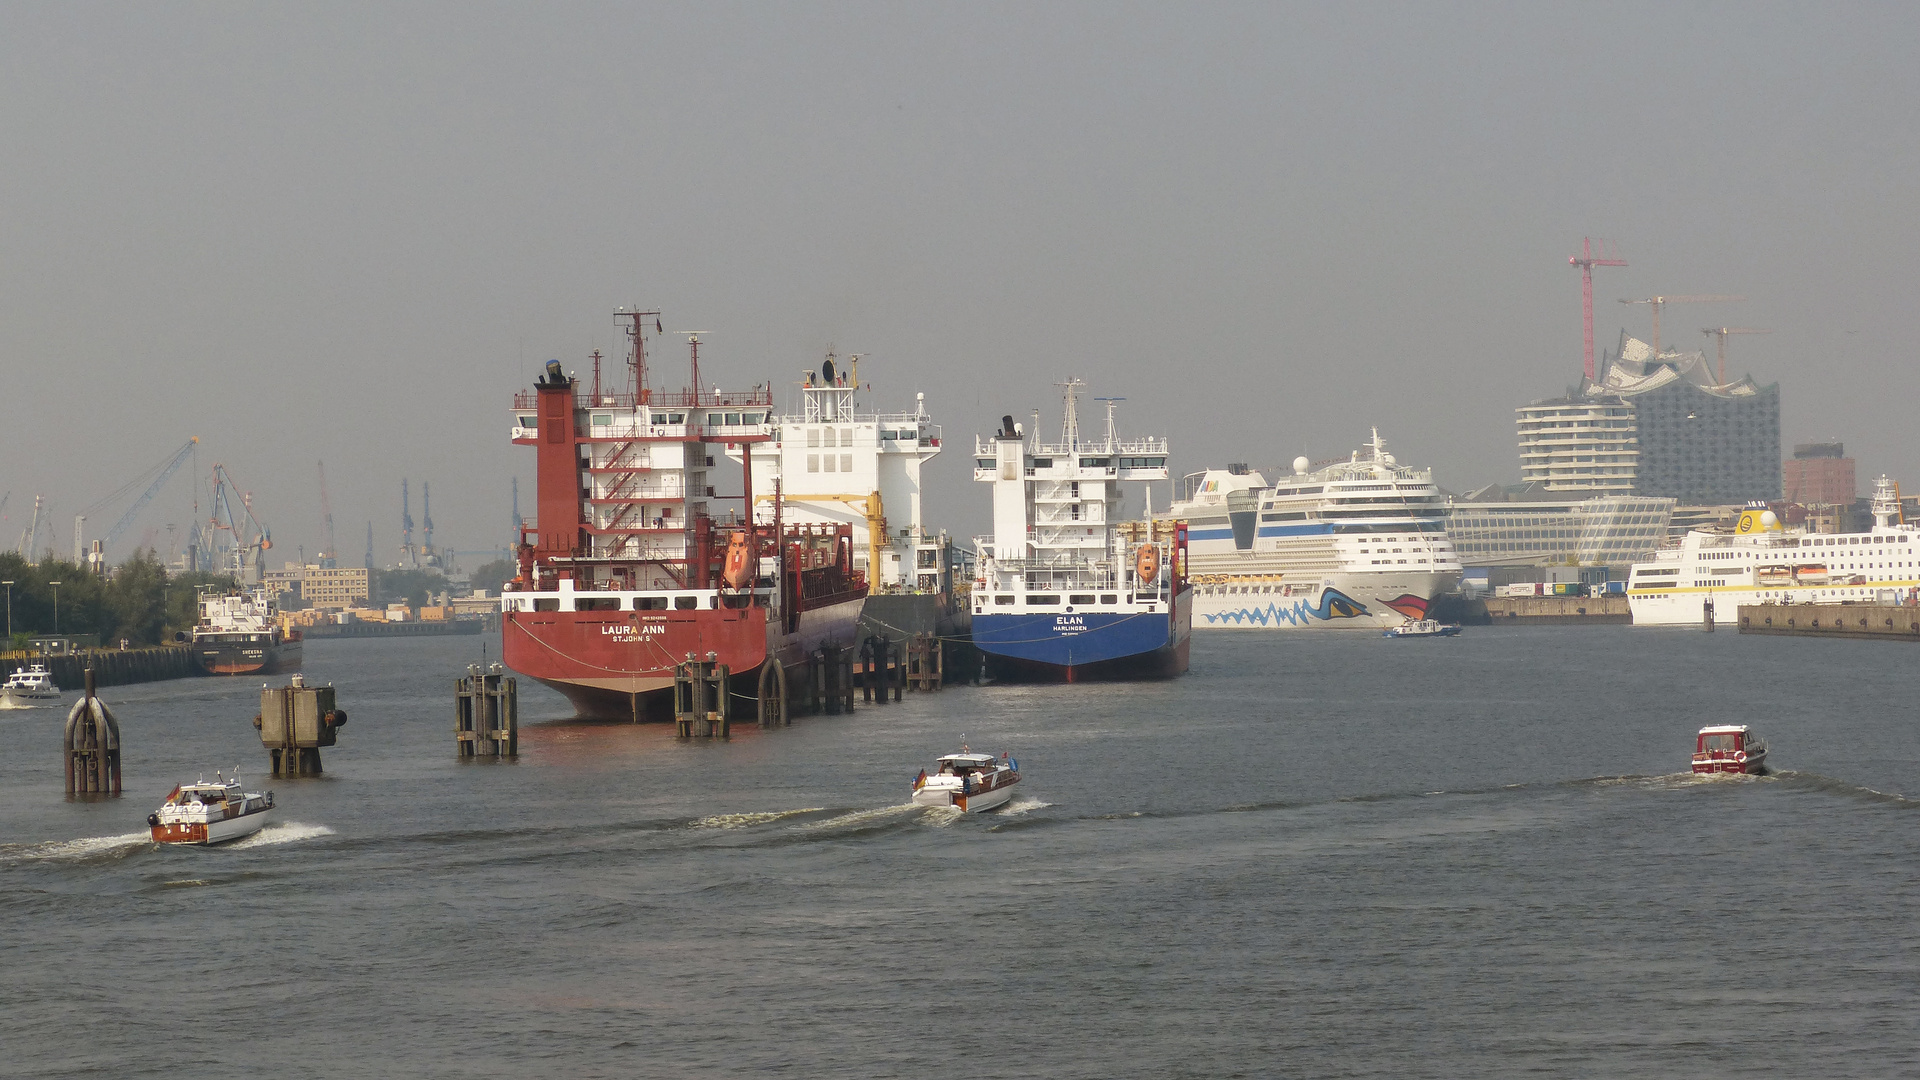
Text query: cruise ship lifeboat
1692 725 1767 776
1793 564 1829 586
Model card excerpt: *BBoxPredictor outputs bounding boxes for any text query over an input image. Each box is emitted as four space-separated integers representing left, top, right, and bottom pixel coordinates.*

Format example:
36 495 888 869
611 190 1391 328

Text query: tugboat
1692 725 1768 775
911 747 1020 813
1383 619 1462 639
0 663 62 707
147 772 275 844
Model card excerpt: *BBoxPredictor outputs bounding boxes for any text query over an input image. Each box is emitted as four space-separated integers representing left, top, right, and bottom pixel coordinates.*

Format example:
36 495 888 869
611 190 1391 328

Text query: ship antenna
1057 378 1086 448
1095 397 1125 451
616 307 661 397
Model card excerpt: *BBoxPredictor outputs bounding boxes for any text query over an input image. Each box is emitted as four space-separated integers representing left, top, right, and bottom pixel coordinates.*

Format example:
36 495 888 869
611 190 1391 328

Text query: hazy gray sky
5 2 1918 563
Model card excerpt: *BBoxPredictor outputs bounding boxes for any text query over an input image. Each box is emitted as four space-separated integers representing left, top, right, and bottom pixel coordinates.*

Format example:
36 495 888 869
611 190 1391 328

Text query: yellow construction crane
1616 295 1744 356
754 490 887 584
1700 327 1773 384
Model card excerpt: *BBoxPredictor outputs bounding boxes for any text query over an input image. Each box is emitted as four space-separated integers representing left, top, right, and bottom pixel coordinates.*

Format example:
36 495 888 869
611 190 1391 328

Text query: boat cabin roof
1697 725 1750 735
936 753 997 766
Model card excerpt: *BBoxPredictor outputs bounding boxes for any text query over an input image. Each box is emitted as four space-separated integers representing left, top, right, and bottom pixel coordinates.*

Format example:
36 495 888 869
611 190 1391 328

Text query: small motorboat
911 746 1020 813
148 772 275 844
1383 619 1461 639
1692 725 1767 775
0 664 62 708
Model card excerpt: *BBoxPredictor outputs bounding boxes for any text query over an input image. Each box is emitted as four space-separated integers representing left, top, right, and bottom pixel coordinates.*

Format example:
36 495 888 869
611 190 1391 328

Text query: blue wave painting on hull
1200 587 1369 626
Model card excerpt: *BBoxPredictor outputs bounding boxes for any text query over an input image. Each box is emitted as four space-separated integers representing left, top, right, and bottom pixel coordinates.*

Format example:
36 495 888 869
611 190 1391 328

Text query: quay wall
2 646 199 688
1481 596 1630 624
1737 604 1920 641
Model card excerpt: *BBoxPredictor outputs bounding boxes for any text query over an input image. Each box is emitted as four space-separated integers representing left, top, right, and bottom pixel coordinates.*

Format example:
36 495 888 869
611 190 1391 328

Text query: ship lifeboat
722 532 753 589
1794 564 1829 585
1135 543 1160 585
1692 725 1767 776
1755 566 1794 587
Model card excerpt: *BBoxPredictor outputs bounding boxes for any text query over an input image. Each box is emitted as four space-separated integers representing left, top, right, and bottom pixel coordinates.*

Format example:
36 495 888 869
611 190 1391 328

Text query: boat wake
690 808 828 830
793 803 925 832
1 831 150 865
226 821 336 848
997 796 1051 816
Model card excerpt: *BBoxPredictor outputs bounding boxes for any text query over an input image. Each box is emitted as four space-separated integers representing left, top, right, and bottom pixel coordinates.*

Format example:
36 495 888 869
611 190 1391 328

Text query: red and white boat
911 748 1021 812
148 773 275 844
501 312 867 720
1692 725 1768 775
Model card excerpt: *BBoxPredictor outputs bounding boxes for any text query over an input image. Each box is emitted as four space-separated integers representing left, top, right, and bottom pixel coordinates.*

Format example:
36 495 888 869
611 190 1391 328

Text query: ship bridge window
1032 458 1053 469
994 595 1015 605
976 458 994 469
516 414 534 428
674 596 698 610
592 413 612 427
1079 457 1112 468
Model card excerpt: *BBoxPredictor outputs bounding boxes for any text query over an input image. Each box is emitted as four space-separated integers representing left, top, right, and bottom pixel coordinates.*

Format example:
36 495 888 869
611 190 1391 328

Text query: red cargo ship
502 310 867 720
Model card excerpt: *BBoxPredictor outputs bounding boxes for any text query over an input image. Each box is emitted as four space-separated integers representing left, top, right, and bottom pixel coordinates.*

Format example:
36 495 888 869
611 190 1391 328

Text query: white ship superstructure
1166 429 1462 628
733 353 947 592
1627 476 1919 625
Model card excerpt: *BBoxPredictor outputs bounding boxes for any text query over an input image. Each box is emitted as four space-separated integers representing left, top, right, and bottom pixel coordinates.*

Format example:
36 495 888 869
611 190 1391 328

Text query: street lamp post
1 580 12 642
49 581 62 635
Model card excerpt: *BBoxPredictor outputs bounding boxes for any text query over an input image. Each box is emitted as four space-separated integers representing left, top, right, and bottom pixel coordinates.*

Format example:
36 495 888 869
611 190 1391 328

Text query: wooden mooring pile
62 669 122 797
455 663 517 757
676 633 959 739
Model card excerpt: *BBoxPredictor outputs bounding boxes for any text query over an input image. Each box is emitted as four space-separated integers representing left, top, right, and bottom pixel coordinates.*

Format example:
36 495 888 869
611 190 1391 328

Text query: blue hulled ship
967 381 1190 682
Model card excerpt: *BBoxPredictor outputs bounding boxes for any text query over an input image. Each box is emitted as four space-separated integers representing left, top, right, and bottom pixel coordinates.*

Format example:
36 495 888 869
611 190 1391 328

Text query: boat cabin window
994 595 1014 605
533 598 560 612
674 596 698 610
1700 733 1737 753
1069 594 1095 605
1027 594 1060 605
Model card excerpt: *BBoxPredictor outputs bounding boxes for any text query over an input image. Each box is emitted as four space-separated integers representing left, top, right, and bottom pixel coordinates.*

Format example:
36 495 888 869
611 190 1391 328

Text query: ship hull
193 637 304 677
1191 571 1460 629
974 587 1190 683
502 595 864 720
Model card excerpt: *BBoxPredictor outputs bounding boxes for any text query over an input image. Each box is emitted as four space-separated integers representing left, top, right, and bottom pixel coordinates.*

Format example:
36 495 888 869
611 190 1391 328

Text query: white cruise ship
1627 476 1918 625
1163 430 1463 629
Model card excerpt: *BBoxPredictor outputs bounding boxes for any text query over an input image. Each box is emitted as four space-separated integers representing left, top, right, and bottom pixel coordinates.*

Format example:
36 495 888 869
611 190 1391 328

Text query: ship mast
617 308 661 397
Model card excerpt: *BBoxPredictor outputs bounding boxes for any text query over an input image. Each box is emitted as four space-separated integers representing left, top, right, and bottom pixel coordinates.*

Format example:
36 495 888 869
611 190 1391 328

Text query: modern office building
1783 442 1856 505
1446 485 1675 567
1517 333 1780 505
1515 398 1638 494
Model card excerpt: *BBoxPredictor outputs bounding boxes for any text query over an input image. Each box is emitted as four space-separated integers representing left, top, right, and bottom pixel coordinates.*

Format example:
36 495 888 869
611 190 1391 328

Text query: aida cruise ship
1627 476 1919 625
1164 430 1463 629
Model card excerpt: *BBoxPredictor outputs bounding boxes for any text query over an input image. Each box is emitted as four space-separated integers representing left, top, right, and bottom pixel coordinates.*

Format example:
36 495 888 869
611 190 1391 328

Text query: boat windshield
1700 733 1738 753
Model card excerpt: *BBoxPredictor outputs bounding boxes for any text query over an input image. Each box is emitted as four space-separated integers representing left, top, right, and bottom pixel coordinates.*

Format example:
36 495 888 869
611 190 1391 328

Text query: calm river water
3 626 1917 1078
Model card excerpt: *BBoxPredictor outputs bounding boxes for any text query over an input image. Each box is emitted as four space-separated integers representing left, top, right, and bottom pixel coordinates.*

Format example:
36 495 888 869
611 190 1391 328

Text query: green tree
469 558 517 596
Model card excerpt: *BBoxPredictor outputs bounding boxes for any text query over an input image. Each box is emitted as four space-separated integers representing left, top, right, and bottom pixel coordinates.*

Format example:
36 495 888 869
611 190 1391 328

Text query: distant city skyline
5 4 1918 560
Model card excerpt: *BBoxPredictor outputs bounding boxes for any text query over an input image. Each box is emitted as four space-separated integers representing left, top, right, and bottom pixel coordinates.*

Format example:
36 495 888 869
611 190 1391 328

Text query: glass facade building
1446 492 1676 567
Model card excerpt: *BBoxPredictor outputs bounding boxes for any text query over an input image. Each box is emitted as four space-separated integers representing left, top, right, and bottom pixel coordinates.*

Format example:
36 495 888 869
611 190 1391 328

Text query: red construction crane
1616 295 1744 356
1570 238 1627 381
1700 327 1772 384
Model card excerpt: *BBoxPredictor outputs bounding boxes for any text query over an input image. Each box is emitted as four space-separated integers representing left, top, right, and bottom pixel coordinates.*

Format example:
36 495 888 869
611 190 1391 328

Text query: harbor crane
1701 327 1773 384
1570 237 1627 381
1616 295 1744 356
75 436 200 560
317 461 338 567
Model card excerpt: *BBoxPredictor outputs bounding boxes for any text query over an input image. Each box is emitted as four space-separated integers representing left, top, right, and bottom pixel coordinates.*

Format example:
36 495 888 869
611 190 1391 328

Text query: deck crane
1570 237 1627 381
317 461 338 567
1701 327 1773 384
205 464 273 581
1616 295 1744 356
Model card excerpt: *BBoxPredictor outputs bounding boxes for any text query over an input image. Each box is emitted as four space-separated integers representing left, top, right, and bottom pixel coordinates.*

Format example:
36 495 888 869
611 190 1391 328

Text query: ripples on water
3 628 1917 1077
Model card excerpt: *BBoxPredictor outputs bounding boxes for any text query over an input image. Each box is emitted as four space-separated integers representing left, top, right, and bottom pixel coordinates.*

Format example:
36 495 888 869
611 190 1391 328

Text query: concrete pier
1480 596 1630 624
1738 604 1920 641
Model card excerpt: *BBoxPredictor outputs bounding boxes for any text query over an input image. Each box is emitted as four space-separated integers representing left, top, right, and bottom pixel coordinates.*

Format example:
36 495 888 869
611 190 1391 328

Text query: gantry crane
1701 327 1773 384
1616 295 1744 356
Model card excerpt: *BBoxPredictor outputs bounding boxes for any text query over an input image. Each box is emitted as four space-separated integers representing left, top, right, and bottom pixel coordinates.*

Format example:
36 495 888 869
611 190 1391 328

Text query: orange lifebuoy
1136 544 1160 585
723 532 753 589
1734 750 1747 763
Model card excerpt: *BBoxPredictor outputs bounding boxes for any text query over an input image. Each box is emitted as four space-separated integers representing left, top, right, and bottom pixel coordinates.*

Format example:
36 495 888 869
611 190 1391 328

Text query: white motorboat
911 747 1020 812
1383 619 1462 638
0 664 62 708
148 773 275 845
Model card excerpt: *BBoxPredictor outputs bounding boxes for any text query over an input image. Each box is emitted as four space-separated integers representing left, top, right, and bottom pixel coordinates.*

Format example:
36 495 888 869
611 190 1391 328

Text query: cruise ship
1627 476 1917 625
1164 430 1462 629
969 381 1190 681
